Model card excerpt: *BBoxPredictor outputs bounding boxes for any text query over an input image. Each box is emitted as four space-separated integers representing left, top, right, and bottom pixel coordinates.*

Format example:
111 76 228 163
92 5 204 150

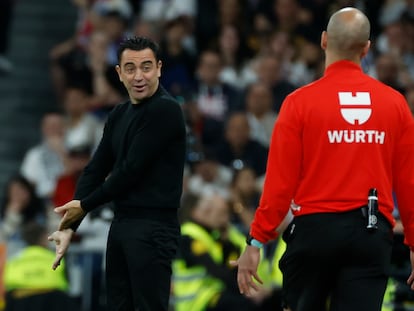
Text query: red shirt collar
324 60 363 77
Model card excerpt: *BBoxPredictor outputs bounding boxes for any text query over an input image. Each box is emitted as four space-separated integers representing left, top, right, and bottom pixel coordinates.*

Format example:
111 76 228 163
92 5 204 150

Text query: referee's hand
55 200 85 230
230 245 263 296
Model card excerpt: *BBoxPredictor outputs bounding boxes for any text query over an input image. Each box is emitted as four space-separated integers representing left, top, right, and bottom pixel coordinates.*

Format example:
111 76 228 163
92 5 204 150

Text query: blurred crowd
2 0 414 310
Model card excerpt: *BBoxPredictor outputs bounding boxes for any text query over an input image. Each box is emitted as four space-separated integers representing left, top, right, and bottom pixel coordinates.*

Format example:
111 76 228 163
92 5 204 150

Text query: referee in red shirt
232 7 414 311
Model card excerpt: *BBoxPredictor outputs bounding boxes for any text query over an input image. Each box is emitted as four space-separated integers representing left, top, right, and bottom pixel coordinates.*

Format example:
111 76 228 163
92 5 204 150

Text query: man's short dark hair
117 36 160 64
22 222 47 246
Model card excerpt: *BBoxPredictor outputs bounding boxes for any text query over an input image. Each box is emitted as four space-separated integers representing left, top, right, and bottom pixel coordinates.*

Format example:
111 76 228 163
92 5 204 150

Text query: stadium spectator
189 49 243 149
370 52 407 94
213 112 268 177
62 86 104 150
254 53 297 113
20 112 66 200
244 82 277 148
0 175 46 258
230 166 261 233
216 24 257 90
186 149 233 198
173 192 276 311
159 16 197 98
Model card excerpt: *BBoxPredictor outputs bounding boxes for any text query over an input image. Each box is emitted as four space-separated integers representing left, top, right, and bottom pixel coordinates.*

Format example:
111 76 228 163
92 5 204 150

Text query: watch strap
246 234 263 248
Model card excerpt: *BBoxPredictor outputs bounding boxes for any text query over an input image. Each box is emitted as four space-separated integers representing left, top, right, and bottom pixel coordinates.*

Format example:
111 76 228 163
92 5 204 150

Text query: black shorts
279 208 393 311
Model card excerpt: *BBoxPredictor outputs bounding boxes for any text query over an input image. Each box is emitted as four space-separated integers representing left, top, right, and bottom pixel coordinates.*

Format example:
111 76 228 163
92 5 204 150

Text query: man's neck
325 53 361 68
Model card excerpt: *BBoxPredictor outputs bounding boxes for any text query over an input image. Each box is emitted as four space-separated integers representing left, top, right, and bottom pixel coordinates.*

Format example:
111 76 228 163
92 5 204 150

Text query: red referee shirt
251 60 414 249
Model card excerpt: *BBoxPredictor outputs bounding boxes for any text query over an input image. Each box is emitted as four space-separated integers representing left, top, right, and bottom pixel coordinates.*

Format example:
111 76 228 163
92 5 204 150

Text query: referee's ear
321 31 328 51
361 40 371 59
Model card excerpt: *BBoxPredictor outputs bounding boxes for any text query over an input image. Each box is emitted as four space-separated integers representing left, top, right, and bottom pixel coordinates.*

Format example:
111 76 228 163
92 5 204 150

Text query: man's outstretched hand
48 200 85 270
48 228 74 270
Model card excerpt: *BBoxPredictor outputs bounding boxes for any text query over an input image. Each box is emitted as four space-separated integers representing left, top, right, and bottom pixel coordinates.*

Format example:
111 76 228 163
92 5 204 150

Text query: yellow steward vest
4 246 68 292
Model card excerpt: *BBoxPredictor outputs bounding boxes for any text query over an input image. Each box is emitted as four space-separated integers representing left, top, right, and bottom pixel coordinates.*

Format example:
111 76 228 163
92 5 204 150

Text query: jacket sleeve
73 111 116 203
68 108 117 231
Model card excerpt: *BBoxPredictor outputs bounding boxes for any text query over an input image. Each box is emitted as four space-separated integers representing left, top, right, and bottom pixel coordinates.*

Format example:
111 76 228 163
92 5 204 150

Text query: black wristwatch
246 234 263 248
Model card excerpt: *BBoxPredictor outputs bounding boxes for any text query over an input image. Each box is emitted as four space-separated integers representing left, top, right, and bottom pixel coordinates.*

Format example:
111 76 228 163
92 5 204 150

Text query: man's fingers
52 256 62 270
54 205 68 214
248 279 260 292
48 233 60 245
252 271 263 285
408 273 414 289
237 269 262 296
58 217 72 231
237 270 245 294
238 269 252 295
58 211 76 230
56 204 85 231
229 260 238 267
238 278 248 295
49 233 63 270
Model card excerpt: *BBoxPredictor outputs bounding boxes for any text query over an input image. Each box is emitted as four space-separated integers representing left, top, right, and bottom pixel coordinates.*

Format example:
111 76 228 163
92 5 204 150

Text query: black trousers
105 208 180 311
279 208 393 311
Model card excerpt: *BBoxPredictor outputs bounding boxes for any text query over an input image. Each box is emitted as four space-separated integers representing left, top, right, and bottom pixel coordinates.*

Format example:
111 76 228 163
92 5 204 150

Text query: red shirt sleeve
250 94 302 243
392 103 414 248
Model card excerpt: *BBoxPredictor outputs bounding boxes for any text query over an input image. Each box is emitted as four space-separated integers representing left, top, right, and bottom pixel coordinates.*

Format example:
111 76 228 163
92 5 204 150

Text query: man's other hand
55 200 85 230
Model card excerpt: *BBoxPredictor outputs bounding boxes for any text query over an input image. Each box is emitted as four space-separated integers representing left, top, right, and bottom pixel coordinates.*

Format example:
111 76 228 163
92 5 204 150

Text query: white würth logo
338 92 371 125
327 91 385 144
